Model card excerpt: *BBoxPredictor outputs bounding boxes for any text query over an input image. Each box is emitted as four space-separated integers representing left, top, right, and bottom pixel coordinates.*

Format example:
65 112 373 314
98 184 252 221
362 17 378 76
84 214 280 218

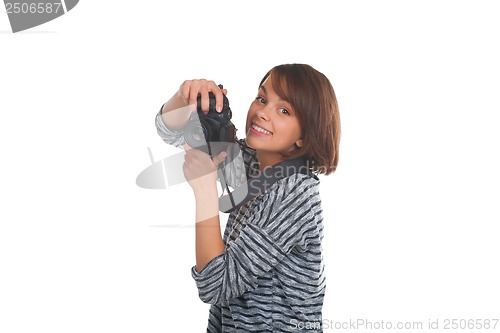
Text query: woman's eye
279 108 290 115
255 96 266 104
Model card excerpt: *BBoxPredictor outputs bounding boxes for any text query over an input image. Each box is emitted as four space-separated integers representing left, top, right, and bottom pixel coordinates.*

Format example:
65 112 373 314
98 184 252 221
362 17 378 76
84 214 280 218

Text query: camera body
183 85 236 156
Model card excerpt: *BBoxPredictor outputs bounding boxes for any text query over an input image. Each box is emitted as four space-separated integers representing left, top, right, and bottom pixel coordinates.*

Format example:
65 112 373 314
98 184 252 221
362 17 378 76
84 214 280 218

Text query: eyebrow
258 85 295 114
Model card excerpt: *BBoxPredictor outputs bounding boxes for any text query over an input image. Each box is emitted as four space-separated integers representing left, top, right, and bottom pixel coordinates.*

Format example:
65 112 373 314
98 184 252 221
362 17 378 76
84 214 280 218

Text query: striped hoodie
156 111 326 332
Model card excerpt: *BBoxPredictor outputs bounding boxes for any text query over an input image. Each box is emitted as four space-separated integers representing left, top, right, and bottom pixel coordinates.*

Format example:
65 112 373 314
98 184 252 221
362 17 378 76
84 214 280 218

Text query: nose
256 107 271 121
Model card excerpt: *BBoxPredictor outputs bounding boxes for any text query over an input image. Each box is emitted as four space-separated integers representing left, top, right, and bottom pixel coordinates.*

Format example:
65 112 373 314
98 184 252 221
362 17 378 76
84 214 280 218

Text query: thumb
212 151 227 166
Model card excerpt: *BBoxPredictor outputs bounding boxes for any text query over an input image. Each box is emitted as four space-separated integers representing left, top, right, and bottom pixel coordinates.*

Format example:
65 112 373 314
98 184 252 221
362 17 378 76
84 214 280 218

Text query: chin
245 135 256 149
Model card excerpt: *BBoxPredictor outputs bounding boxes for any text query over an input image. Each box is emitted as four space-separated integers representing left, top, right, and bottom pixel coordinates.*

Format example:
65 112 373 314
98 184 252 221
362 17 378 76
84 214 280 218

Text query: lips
251 122 273 135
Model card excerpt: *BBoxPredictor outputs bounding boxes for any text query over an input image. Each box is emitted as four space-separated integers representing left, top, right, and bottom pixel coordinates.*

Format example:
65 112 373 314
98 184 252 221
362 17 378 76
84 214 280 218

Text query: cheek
273 118 290 133
245 106 256 130
278 120 301 141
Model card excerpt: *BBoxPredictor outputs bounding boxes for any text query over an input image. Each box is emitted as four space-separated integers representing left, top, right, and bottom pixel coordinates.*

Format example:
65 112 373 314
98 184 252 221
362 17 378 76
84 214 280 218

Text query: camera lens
191 126 207 142
184 119 211 149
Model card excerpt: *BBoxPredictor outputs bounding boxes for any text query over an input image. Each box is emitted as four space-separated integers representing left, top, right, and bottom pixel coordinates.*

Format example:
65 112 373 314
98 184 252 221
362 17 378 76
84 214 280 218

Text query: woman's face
245 76 303 159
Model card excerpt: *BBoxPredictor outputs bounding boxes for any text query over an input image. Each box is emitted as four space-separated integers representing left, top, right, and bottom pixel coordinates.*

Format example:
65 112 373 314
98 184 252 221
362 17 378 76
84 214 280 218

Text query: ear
295 137 303 148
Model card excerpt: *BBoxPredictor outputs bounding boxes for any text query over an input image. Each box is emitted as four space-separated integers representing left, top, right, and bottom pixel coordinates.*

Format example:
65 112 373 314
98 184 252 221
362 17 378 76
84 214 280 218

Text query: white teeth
252 123 272 135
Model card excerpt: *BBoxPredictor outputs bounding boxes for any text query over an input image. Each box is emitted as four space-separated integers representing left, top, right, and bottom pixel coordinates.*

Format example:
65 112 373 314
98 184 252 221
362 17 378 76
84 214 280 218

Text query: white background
1 1 499 332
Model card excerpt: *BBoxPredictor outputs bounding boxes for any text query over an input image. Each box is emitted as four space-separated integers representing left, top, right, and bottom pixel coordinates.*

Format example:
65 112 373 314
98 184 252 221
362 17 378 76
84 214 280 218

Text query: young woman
155 64 340 332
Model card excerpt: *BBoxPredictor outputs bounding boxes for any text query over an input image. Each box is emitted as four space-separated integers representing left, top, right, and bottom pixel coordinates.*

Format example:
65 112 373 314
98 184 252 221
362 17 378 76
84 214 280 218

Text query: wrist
193 185 219 223
161 103 191 131
193 182 218 199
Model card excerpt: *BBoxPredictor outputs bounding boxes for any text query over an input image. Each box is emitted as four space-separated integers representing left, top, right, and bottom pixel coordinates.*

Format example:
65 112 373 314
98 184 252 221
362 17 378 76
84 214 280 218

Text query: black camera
183 85 236 156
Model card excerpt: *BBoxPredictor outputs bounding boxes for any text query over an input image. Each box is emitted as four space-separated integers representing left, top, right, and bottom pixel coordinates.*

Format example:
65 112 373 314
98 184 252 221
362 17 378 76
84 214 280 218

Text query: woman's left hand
183 144 227 192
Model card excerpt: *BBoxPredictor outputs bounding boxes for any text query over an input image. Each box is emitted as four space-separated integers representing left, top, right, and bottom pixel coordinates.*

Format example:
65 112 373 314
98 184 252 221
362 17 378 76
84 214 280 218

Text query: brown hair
259 64 341 175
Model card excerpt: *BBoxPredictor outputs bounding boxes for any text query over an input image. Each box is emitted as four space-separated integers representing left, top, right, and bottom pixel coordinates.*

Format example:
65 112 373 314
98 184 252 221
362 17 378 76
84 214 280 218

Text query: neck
256 150 285 172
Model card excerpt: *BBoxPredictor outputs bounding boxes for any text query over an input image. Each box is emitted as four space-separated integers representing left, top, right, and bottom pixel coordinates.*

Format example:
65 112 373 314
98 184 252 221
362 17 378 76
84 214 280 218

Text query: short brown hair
260 64 341 175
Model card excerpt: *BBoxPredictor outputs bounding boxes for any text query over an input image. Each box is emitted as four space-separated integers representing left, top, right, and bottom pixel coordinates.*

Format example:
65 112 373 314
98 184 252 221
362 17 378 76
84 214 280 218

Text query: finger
212 151 227 166
188 146 209 159
183 143 192 151
179 80 192 104
200 87 210 114
187 80 201 108
184 146 210 164
210 83 225 113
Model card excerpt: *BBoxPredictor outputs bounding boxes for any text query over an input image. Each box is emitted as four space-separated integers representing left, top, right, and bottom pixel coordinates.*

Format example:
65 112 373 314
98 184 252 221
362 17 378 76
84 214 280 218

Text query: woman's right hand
177 79 228 114
161 79 228 130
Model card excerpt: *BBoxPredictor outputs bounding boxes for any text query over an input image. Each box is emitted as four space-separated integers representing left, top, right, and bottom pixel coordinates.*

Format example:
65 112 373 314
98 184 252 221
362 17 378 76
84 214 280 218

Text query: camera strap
218 156 316 213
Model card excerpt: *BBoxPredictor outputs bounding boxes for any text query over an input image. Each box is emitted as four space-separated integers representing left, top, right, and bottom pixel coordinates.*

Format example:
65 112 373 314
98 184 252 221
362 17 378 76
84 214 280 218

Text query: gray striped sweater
156 111 325 332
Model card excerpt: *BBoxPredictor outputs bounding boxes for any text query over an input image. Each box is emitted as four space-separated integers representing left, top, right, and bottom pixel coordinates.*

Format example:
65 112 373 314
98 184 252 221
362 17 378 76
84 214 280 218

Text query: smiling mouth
251 123 273 135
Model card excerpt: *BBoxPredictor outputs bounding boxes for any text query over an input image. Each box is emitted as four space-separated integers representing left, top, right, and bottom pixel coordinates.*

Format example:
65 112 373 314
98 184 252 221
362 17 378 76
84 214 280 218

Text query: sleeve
191 173 322 305
219 139 259 191
155 107 186 148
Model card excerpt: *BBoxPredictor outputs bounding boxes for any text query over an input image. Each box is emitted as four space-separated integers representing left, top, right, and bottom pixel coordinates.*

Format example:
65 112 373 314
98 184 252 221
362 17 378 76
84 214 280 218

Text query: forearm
160 93 191 131
193 185 224 272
